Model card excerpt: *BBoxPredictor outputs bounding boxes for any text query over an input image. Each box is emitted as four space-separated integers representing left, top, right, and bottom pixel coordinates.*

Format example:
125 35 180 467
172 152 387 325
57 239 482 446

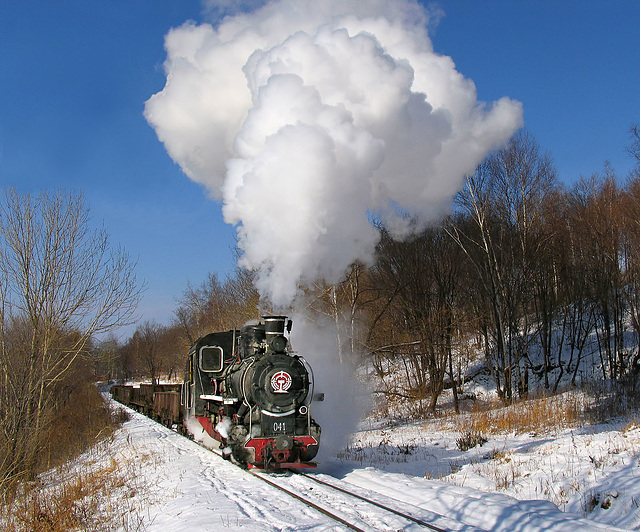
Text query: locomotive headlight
299 405 308 415
270 335 288 353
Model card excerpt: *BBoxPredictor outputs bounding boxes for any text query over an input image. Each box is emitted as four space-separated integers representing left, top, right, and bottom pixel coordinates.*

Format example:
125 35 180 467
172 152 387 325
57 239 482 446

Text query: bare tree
305 262 382 366
175 268 260 343
372 223 470 413
569 173 626 381
447 165 514 402
627 124 640 166
0 188 141 495
174 273 231 344
491 130 557 392
91 333 123 381
448 131 557 402
125 322 164 385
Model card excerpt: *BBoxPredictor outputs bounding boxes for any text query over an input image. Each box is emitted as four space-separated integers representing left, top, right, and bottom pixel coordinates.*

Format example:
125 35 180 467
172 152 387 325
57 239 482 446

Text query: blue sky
1 1 638 338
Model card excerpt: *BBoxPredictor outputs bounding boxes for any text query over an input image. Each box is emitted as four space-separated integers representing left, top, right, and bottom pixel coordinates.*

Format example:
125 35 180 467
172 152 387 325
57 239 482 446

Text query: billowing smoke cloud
145 0 523 308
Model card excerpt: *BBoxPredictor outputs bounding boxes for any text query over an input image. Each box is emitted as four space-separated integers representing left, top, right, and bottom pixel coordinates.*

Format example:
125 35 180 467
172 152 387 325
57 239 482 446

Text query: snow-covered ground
50 401 640 531
340 414 640 531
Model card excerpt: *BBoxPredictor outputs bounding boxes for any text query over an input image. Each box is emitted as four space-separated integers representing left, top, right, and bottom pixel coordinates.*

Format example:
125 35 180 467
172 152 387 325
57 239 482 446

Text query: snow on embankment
94 405 631 531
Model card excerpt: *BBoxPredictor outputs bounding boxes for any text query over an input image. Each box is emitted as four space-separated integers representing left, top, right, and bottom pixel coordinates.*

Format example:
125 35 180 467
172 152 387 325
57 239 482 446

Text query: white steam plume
289 312 371 466
145 0 523 308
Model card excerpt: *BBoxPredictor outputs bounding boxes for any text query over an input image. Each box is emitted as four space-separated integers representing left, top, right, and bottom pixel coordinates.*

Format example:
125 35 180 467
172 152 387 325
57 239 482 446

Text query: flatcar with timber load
183 315 321 470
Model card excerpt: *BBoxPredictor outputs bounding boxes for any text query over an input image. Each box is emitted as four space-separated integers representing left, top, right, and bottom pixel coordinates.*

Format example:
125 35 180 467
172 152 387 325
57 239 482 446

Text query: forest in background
3 125 639 502
106 127 640 415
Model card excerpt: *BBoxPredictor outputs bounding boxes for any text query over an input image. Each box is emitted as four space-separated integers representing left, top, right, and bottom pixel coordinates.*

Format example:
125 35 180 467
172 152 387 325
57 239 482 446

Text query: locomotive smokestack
263 315 289 354
263 315 287 339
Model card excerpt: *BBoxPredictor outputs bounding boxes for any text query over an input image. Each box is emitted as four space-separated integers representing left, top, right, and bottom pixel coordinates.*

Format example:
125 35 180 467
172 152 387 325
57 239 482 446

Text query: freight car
153 390 181 428
110 384 133 406
111 383 182 424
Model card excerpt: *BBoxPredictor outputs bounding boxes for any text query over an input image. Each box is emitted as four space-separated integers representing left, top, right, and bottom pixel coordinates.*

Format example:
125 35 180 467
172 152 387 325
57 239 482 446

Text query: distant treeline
106 127 640 416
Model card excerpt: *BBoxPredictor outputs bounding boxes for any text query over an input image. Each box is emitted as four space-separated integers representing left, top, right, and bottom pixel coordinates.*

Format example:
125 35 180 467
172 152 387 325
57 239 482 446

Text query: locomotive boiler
182 315 321 469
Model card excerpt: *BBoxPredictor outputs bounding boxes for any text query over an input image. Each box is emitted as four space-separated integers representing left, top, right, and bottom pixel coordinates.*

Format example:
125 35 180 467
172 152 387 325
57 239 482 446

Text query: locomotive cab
182 330 237 423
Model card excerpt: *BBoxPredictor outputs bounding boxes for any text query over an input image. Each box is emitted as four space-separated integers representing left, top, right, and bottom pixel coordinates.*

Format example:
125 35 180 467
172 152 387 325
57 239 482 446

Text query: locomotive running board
199 394 238 404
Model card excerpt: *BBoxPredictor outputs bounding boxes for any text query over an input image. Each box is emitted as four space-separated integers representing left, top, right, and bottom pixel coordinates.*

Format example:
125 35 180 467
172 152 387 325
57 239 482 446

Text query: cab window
200 346 223 372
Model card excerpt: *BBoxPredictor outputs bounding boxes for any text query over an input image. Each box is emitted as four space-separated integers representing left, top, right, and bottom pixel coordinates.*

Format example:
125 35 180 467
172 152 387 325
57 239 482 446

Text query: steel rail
249 470 368 532
291 469 452 532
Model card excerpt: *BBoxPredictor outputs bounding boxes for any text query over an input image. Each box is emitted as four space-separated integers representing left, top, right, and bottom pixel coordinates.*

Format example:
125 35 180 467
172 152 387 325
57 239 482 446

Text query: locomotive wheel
231 444 251 468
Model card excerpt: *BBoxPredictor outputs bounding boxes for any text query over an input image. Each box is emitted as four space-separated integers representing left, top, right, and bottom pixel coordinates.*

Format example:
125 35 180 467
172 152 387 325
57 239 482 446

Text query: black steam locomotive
184 315 321 469
113 316 321 469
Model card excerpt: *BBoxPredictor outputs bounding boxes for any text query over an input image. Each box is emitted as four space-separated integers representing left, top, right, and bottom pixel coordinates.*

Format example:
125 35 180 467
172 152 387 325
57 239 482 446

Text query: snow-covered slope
340 416 640 531
69 405 636 531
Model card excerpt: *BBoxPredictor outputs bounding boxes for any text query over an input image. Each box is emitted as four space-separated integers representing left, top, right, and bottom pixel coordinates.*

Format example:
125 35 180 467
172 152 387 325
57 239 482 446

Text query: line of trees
102 270 261 385
0 189 141 500
114 126 640 418
317 128 640 413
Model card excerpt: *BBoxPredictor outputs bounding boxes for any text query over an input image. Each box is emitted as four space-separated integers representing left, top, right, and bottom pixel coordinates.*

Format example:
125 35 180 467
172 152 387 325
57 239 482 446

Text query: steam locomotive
112 316 321 470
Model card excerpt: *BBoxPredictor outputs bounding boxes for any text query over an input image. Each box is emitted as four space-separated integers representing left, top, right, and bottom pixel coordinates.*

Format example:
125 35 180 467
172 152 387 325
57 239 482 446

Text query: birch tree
448 131 556 402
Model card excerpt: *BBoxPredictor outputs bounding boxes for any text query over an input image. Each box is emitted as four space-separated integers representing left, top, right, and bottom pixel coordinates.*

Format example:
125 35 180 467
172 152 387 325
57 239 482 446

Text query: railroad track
248 468 488 532
203 442 476 531
115 399 485 532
